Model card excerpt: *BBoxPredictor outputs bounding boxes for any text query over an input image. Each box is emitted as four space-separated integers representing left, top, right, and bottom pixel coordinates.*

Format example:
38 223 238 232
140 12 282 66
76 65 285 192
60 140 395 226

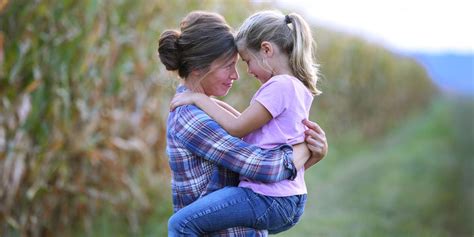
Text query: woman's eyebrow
222 60 234 68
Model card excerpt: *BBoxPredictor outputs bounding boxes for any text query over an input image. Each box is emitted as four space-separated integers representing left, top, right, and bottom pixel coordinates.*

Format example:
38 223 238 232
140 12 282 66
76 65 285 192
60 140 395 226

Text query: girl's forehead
239 49 259 60
238 49 251 58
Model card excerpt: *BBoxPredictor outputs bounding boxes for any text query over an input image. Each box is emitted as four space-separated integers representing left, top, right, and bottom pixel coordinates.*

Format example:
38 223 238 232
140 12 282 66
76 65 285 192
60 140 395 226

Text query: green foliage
1 0 177 235
312 28 436 138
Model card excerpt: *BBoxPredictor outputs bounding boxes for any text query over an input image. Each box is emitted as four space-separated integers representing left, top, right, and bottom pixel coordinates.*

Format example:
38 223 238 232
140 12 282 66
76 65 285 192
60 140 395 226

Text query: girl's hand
302 119 328 170
169 92 202 111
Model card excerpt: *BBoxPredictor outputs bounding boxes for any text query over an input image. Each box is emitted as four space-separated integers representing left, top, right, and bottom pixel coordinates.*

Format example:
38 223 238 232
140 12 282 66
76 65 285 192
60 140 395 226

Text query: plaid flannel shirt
166 86 297 236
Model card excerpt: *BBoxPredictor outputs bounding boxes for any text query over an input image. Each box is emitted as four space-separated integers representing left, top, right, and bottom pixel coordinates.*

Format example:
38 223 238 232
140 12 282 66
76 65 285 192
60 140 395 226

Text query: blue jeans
168 186 307 236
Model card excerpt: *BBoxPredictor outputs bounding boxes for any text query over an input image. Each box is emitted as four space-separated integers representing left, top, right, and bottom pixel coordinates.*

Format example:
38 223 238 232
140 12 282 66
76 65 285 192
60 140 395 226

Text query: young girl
168 10 322 235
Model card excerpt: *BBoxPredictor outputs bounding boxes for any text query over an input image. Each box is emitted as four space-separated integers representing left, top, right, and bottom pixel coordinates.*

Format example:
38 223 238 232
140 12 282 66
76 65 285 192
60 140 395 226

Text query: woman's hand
302 119 328 170
291 119 328 170
169 92 202 111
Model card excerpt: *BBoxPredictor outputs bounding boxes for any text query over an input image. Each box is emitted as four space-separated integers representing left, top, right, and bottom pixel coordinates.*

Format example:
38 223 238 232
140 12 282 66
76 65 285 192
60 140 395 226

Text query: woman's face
200 54 239 97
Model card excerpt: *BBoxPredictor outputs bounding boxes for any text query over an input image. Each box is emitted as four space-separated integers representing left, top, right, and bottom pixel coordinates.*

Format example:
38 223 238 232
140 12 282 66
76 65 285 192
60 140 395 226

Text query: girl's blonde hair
236 10 321 95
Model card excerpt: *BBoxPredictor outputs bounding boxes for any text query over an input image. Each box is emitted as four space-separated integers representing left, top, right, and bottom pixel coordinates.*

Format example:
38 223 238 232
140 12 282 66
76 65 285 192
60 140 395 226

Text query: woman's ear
260 41 274 57
191 69 203 77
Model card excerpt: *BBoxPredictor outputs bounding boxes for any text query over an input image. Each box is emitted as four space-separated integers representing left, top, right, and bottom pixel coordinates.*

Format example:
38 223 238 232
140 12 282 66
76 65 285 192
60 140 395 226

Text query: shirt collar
176 84 190 93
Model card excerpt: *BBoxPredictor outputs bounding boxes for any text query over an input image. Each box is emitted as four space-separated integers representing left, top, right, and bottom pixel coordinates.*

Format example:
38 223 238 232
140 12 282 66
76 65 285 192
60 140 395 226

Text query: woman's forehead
212 53 238 66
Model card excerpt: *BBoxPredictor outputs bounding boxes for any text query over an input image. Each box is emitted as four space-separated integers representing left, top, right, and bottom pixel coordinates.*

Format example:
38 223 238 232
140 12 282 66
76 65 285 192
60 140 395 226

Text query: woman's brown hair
158 11 238 79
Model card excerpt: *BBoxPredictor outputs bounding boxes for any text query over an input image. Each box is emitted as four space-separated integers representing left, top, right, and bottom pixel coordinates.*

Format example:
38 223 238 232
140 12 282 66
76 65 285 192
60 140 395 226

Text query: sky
276 0 474 53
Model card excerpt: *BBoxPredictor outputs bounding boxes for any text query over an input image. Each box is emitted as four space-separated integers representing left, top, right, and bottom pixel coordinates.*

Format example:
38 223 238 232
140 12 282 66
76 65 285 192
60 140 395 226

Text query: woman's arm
171 92 272 138
174 105 297 183
302 119 328 170
291 143 311 170
287 120 328 171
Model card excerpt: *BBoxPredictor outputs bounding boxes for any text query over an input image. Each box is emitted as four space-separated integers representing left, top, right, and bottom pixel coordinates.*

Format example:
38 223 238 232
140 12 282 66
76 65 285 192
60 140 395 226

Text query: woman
158 11 328 236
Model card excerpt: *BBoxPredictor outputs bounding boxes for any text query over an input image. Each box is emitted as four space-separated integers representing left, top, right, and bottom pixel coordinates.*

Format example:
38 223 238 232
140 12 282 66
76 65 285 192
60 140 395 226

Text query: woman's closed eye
223 62 236 70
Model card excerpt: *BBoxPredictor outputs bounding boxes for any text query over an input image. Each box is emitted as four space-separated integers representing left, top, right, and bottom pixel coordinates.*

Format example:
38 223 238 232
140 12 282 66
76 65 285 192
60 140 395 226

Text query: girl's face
200 54 239 97
238 48 272 84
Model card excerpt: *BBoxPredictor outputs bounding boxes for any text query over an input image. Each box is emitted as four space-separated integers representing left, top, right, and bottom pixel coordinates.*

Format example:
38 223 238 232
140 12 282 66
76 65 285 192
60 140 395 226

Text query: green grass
279 96 474 237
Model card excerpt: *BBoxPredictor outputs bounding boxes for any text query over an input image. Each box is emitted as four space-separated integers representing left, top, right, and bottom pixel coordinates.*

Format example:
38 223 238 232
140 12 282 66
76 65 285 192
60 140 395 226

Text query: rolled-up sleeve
174 105 297 182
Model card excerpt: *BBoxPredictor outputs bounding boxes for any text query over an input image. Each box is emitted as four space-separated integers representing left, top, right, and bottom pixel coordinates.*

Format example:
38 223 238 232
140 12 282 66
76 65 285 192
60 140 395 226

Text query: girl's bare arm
171 92 272 138
211 98 241 117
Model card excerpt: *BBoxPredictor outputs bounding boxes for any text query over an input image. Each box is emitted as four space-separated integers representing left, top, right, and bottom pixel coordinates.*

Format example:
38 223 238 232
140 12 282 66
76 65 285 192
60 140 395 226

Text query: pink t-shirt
239 74 313 197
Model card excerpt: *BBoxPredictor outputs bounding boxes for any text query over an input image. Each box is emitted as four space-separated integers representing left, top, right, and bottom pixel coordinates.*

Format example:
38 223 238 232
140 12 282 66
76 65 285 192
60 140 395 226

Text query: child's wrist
196 93 205 98
194 93 206 103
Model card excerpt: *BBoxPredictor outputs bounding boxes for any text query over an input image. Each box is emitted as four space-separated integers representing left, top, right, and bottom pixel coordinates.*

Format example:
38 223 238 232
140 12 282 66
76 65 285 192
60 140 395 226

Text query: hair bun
158 30 181 71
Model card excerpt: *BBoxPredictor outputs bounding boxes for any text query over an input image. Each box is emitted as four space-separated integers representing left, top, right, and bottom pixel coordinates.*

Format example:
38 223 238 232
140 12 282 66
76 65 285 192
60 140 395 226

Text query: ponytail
287 13 320 95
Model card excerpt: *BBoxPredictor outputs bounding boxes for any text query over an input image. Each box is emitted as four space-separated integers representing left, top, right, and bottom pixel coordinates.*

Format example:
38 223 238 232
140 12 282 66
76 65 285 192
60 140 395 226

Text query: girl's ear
260 41 274 57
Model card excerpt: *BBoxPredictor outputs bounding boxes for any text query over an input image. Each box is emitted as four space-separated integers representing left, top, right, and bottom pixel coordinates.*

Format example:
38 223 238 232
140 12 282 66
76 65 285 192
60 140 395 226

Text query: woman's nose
230 67 239 80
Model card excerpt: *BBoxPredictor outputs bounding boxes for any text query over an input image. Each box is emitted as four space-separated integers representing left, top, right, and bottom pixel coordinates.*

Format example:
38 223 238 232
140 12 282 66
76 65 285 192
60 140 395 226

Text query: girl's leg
264 194 307 234
168 187 261 236
168 186 307 236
